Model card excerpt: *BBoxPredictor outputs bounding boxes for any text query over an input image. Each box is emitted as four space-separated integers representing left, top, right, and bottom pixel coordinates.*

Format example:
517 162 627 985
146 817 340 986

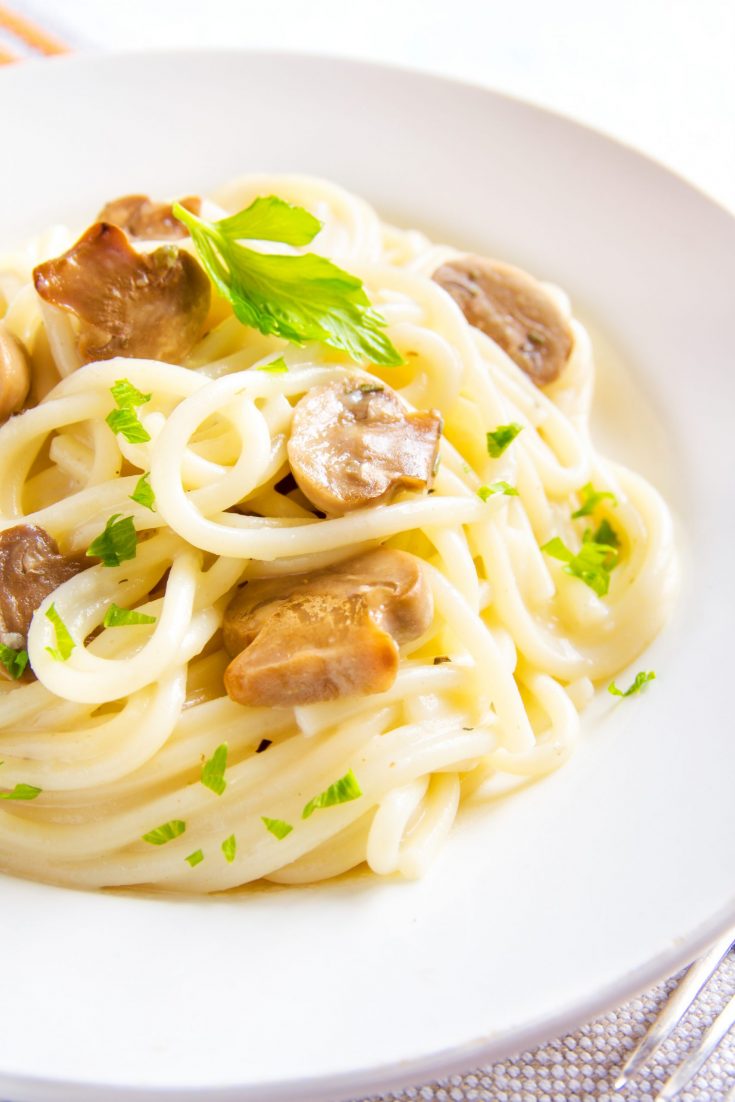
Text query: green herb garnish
0 643 28 680
477 481 519 501
106 407 151 444
201 743 228 797
142 820 186 845
590 517 619 547
110 379 152 408
572 481 618 519
44 603 75 661
608 671 656 698
185 849 204 867
0 783 41 801
86 514 138 568
103 603 157 628
261 817 293 840
302 768 363 820
130 471 156 511
486 423 523 458
173 198 402 367
221 834 237 863
256 356 288 373
542 536 619 597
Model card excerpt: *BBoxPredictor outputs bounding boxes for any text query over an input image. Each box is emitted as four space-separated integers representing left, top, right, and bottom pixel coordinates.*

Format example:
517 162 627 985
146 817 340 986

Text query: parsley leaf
86 514 138 568
103 603 157 628
256 356 288 373
130 471 156 511
590 517 619 547
201 743 228 796
110 379 152 408
572 482 618 519
477 481 519 500
214 196 322 246
0 643 28 680
142 820 186 845
542 536 619 597
174 200 402 367
261 816 293 840
185 849 204 867
106 379 152 443
44 603 75 661
0 783 42 800
221 834 237 863
486 423 523 458
302 768 363 820
609 671 656 698
106 407 151 444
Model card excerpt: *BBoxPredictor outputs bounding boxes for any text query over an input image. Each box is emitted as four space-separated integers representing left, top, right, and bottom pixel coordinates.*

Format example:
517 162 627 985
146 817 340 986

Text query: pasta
0 174 676 892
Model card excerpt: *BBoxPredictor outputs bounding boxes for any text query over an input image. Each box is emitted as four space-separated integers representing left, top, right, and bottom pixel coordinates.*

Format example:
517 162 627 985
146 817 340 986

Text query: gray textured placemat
359 952 735 1102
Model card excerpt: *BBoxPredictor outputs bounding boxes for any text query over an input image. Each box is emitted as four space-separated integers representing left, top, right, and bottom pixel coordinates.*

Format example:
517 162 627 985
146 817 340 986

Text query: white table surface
11 0 735 216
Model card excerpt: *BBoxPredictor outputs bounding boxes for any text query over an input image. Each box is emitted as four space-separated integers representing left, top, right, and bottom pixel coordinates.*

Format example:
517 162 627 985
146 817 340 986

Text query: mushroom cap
33 221 211 365
223 547 433 708
433 255 572 386
287 379 442 515
0 524 88 672
0 323 31 424
96 194 201 241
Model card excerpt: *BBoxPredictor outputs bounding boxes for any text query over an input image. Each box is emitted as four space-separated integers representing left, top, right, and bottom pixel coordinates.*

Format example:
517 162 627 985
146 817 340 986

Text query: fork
614 925 735 1100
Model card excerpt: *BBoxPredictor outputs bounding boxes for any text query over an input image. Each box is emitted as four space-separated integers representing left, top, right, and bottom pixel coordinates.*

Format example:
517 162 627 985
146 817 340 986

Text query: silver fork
614 925 735 1100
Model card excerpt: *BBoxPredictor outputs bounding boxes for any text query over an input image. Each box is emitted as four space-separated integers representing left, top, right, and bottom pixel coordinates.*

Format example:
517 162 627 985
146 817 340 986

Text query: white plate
1 50 734 1102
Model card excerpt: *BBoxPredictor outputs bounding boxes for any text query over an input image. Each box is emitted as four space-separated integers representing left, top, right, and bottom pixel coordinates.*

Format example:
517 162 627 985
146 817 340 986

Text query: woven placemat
359 952 735 1102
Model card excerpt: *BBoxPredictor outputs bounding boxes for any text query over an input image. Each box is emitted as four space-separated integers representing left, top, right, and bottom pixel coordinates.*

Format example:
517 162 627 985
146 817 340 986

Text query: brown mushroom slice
0 323 31 424
223 547 433 707
97 194 201 241
287 379 442 516
33 222 211 365
432 255 572 387
0 524 88 674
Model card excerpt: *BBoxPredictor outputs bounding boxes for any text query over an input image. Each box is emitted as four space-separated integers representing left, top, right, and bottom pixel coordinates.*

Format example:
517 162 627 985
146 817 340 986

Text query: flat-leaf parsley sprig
173 197 403 367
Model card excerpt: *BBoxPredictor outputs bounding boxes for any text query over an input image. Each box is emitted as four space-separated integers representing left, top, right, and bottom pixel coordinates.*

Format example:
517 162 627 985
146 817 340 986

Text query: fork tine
655 989 735 1100
614 926 735 1090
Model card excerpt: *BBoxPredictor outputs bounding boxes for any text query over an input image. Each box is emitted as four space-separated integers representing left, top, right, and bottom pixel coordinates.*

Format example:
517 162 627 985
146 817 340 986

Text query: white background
12 0 735 214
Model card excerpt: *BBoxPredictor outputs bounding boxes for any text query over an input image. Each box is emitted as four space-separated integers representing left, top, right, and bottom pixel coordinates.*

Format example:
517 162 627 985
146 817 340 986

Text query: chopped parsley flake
142 820 186 845
542 535 618 597
130 472 156 511
486 423 523 458
0 783 42 801
86 514 138 568
0 643 28 680
302 768 362 820
110 379 152 408
572 482 618 519
477 481 519 500
609 671 656 698
221 834 237 863
261 817 293 840
590 517 619 547
44 603 75 661
201 743 228 796
256 356 288 373
185 849 204 867
106 407 151 444
103 603 157 628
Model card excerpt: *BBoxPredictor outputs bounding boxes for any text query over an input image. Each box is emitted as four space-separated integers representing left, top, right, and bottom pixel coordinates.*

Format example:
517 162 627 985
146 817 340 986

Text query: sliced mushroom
0 525 88 674
0 323 31 423
223 547 433 707
287 379 442 515
96 194 201 241
432 255 572 386
33 222 211 365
